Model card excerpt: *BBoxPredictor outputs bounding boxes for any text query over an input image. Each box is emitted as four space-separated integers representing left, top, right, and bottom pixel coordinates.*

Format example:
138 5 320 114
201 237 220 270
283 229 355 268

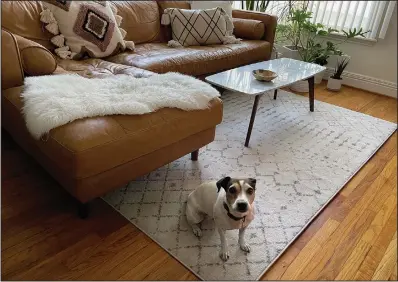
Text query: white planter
314 71 324 84
281 45 301 60
289 80 309 93
327 77 342 91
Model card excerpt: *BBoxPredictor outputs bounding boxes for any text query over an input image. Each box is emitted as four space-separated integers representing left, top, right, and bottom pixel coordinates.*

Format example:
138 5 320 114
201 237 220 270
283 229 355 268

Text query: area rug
103 90 396 280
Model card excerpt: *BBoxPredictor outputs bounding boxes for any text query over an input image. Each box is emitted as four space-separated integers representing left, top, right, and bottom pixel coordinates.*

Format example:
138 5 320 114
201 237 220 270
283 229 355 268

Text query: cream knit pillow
40 1 134 59
161 7 240 47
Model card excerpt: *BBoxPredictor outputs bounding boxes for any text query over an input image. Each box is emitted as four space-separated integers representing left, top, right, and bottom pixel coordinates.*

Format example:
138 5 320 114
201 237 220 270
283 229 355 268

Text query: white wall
323 6 397 98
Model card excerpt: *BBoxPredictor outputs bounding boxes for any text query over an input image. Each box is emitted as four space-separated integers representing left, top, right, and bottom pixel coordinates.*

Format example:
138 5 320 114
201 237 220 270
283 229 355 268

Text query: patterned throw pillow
161 7 241 47
40 0 135 59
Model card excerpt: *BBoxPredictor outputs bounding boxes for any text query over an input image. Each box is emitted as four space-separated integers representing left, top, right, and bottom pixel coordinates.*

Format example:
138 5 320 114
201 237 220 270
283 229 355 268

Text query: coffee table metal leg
308 76 315 112
273 89 278 100
244 95 261 147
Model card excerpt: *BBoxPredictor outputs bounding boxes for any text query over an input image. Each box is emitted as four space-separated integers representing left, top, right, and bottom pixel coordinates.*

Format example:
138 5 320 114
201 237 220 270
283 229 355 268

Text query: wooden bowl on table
252 69 278 82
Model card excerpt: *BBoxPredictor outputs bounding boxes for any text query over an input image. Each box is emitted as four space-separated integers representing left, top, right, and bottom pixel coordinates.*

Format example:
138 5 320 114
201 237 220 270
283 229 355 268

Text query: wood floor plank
335 194 397 280
304 209 376 280
372 232 398 280
361 95 398 123
332 138 397 221
143 257 198 281
264 140 396 280
57 226 144 281
118 248 170 280
260 245 302 280
354 206 397 280
75 232 153 280
297 155 397 280
265 133 397 279
389 262 397 281
280 219 340 280
2 84 397 280
11 233 102 281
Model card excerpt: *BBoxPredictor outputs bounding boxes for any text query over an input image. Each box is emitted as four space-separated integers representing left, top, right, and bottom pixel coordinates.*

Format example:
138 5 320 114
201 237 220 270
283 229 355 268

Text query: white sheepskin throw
21 73 220 139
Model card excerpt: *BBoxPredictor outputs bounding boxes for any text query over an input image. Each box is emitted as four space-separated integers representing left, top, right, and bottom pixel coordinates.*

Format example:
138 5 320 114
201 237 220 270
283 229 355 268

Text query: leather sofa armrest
232 18 265 40
232 9 277 47
14 34 57 76
1 29 24 90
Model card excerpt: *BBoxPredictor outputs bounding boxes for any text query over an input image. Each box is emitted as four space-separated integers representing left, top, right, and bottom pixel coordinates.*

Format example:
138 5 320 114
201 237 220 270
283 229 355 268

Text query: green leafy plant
331 57 350 79
242 0 307 22
276 8 369 65
242 0 270 12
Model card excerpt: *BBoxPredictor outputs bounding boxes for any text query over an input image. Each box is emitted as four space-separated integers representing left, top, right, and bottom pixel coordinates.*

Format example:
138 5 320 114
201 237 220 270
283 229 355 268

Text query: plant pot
281 45 301 60
314 71 324 84
327 77 342 91
289 80 309 93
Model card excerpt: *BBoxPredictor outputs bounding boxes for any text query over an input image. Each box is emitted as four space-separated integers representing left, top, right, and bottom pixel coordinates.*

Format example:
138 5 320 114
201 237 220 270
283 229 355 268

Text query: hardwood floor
2 82 397 280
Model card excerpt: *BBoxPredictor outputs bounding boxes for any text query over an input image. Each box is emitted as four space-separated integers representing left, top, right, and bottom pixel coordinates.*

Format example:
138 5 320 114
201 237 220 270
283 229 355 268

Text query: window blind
308 1 395 40
233 1 396 40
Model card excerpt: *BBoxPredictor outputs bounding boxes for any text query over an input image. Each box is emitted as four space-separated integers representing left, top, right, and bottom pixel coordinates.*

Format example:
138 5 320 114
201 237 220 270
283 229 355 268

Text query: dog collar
223 202 246 222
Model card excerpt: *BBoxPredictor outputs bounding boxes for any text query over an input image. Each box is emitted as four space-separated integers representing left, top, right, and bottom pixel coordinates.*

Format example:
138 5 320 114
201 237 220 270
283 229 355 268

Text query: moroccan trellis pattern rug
103 90 396 280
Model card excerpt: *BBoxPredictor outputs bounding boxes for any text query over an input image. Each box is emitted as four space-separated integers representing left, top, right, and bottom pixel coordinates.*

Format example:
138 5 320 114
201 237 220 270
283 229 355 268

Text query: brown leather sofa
1 1 277 217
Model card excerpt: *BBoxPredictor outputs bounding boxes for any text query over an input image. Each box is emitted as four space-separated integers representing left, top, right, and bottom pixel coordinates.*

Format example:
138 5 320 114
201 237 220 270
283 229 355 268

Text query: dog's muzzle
236 201 248 212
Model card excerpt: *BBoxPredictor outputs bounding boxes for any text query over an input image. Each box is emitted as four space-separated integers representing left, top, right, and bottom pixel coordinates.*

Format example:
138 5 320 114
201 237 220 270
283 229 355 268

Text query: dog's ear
216 176 231 193
247 178 257 189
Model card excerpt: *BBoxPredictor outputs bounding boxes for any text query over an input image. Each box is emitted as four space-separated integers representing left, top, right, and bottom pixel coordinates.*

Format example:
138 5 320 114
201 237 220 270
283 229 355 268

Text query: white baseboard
323 68 397 98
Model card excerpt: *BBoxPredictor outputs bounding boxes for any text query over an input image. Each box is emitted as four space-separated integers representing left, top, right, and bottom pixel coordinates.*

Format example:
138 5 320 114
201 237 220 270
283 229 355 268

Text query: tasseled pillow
40 1 135 59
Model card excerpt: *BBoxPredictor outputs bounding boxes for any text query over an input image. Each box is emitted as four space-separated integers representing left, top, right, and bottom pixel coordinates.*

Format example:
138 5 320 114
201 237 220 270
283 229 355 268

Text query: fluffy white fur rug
22 73 220 139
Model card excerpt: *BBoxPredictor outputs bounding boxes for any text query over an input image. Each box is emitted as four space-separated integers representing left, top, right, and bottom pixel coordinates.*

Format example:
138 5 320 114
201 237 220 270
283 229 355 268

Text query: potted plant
313 54 328 84
276 8 368 92
276 9 311 60
327 57 349 91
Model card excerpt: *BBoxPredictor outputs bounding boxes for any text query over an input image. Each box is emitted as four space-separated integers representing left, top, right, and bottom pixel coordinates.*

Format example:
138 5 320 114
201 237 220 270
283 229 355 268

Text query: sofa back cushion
2 1 165 49
110 1 162 44
1 1 54 50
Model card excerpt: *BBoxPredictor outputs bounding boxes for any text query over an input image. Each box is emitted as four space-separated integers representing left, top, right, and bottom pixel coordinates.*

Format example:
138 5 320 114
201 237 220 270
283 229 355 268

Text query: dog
186 176 256 261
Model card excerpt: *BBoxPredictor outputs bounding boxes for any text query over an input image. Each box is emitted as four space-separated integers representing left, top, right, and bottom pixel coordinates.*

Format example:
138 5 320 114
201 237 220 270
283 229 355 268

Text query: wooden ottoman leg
191 149 199 161
77 202 89 219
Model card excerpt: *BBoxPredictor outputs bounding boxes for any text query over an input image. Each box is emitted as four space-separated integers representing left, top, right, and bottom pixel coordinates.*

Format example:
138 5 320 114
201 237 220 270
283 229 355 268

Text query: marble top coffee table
205 58 326 147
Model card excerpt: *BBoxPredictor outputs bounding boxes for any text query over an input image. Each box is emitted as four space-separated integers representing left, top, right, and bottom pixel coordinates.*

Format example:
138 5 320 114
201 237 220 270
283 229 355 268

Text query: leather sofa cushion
233 18 265 40
14 34 57 76
106 40 271 76
1 1 54 50
3 86 222 179
57 58 155 78
157 1 190 11
110 1 162 44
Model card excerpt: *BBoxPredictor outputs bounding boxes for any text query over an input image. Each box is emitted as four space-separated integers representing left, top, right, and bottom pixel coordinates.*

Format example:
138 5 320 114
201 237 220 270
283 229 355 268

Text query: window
233 1 396 40
307 1 396 40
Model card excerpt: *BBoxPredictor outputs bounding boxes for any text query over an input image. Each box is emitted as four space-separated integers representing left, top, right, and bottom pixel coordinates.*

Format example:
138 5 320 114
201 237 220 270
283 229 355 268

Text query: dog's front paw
240 243 251 253
219 251 230 261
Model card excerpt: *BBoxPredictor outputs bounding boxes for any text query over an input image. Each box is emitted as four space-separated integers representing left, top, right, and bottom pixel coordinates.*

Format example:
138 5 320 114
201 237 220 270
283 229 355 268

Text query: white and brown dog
186 176 256 261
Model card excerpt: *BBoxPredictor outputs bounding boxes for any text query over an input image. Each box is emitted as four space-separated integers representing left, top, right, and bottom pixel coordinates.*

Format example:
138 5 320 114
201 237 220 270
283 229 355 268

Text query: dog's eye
247 188 254 195
228 187 236 194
